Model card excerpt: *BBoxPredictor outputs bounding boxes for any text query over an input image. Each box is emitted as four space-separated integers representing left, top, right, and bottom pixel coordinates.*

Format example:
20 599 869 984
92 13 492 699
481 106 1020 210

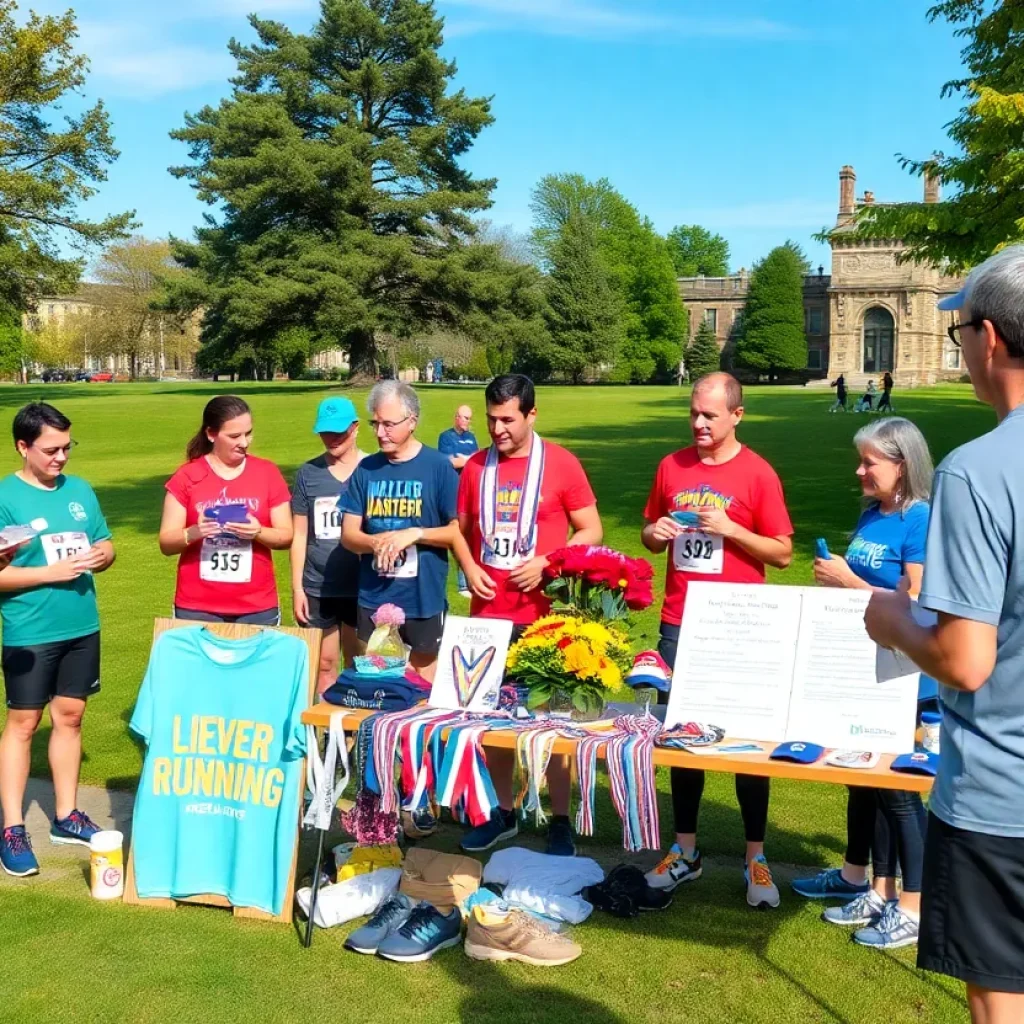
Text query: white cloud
437 0 800 40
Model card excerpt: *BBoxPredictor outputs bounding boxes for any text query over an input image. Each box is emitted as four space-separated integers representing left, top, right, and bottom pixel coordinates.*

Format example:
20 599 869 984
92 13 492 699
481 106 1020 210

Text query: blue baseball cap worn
313 396 358 434
890 751 940 776
770 741 826 764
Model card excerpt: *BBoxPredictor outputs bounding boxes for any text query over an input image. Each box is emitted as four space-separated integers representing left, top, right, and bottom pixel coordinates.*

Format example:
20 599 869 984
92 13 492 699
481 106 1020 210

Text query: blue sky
27 0 965 272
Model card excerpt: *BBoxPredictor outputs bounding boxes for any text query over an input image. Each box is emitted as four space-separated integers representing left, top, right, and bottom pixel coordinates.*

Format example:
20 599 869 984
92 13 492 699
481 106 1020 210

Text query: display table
298 702 931 947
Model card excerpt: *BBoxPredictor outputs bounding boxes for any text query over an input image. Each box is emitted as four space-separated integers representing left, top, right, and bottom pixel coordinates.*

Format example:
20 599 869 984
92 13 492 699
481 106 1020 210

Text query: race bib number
200 536 253 584
672 531 724 575
373 544 419 579
41 531 90 565
313 496 342 541
482 525 533 571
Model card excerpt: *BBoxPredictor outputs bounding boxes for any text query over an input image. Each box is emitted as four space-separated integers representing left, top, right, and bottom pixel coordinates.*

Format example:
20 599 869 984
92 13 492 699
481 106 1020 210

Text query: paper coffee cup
89 830 124 900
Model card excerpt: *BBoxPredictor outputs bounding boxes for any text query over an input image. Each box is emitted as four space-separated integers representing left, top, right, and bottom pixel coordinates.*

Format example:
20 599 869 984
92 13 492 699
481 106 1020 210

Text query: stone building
678 166 966 387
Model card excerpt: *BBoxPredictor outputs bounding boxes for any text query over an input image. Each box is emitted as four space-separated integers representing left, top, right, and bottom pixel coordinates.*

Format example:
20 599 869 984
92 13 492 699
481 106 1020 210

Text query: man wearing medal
456 374 602 856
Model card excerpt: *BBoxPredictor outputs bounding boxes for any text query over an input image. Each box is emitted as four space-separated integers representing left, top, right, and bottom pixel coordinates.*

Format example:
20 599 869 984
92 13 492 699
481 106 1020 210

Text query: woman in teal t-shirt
793 416 934 951
0 402 115 879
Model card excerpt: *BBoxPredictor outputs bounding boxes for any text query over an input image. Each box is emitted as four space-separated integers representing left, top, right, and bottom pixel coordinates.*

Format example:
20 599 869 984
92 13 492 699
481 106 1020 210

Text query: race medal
40 531 90 565
672 531 724 574
200 535 253 583
373 544 419 579
482 523 533 570
313 495 342 541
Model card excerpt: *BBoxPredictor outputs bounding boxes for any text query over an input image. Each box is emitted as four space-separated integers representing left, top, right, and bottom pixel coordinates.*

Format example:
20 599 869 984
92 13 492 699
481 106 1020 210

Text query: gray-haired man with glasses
865 245 1024 1022
340 381 479 680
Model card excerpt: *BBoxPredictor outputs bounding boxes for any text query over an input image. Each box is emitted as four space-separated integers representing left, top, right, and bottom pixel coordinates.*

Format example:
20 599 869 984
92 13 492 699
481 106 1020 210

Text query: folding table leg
303 825 328 948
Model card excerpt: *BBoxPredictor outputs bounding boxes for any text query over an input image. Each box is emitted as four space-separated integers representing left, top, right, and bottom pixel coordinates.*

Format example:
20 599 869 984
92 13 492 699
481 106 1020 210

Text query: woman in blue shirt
793 417 934 951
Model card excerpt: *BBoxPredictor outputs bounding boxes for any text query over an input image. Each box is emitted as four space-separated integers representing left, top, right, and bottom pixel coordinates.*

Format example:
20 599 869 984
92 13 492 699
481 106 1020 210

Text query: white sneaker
853 902 920 949
822 888 888 927
746 855 780 909
645 844 702 892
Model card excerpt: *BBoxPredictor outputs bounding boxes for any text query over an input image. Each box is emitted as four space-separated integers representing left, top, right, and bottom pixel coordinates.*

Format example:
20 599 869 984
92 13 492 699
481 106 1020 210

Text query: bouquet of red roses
541 545 654 621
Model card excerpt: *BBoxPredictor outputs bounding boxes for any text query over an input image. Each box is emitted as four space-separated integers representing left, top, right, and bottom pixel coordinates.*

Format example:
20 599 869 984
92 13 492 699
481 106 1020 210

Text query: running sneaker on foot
458 589 472 599
645 844 702 892
791 867 870 900
545 816 576 857
50 809 101 847
822 888 888 927
1 826 39 877
376 903 462 962
745 854 780 909
460 808 518 853
853 902 920 949
345 894 416 954
465 906 582 966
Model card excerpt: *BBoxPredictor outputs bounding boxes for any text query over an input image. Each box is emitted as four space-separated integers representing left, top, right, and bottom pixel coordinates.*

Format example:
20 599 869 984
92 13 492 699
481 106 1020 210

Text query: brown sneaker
464 906 582 967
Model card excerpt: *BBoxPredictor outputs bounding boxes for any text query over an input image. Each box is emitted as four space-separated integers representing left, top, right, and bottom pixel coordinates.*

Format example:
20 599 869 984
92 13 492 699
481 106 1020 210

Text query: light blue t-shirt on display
919 404 1024 839
845 501 937 702
130 628 308 915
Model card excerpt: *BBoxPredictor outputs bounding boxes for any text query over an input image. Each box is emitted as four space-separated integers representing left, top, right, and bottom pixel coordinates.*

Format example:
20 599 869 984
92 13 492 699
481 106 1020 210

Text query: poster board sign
429 615 514 712
666 584 918 754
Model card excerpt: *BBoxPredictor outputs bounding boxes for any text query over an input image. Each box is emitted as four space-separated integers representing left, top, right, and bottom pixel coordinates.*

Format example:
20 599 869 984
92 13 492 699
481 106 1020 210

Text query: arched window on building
863 306 895 373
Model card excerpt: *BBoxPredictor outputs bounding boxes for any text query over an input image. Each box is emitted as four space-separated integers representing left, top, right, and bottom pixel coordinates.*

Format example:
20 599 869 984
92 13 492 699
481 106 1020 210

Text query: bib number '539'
200 536 253 584
672 531 724 575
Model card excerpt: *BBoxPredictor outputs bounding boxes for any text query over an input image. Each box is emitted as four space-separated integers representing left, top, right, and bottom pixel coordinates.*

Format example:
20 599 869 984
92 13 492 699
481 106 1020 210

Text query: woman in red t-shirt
158 395 293 623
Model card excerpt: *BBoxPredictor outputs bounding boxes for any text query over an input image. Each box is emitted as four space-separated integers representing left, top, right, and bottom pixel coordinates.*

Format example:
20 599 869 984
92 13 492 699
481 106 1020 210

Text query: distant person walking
865 245 1024 1023
877 372 895 413
158 396 293 624
854 380 877 413
830 373 848 413
438 405 480 598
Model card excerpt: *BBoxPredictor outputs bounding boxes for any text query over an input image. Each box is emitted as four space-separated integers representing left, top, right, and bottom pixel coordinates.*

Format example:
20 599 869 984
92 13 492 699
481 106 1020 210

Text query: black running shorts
306 594 358 631
2 632 101 710
918 812 1024 993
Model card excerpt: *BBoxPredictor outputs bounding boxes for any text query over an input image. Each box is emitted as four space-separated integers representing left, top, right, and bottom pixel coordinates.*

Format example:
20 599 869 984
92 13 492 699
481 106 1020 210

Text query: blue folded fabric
323 667 425 711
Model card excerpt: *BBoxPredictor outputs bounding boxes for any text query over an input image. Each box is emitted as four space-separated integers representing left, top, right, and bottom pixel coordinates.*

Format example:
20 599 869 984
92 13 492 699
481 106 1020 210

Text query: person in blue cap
793 416 935 951
866 245 1024 1022
290 396 366 693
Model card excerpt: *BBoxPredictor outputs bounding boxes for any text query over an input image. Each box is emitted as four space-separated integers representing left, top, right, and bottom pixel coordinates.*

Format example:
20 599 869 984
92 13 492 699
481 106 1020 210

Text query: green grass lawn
0 381 990 1023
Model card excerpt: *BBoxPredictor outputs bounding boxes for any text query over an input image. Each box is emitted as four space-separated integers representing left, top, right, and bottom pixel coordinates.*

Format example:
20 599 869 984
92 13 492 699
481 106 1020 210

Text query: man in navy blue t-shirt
438 405 479 596
340 381 476 679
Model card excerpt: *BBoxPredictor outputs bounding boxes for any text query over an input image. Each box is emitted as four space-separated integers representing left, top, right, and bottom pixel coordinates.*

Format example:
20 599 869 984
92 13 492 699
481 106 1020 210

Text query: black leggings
657 622 770 842
670 768 770 842
845 786 928 892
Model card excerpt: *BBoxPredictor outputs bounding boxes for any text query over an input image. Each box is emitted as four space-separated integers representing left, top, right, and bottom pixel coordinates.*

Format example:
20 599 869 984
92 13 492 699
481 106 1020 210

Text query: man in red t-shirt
641 372 794 910
457 374 602 857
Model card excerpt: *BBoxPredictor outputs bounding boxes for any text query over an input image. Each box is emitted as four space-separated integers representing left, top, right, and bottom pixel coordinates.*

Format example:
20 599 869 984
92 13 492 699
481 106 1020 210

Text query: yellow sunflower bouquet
506 614 632 718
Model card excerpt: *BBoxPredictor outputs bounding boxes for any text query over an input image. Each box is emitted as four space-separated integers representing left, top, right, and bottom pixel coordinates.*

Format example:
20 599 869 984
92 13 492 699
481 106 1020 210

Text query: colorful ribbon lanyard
479 435 545 557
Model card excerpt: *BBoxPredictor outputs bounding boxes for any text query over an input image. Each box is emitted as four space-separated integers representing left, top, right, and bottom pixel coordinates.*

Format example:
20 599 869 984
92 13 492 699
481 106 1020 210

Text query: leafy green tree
686 317 721 380
544 212 622 383
0 301 24 377
0 1 133 313
734 245 807 377
843 1 1024 268
530 174 686 382
169 0 522 378
665 225 730 277
782 238 812 274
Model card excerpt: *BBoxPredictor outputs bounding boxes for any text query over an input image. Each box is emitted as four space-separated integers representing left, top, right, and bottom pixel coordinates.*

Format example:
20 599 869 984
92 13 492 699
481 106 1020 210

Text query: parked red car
86 371 114 383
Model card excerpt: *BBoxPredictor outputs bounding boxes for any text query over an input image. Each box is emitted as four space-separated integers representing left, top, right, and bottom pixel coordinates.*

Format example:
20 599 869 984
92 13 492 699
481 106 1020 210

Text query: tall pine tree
544 212 622 384
168 0 525 376
686 317 722 380
734 245 807 378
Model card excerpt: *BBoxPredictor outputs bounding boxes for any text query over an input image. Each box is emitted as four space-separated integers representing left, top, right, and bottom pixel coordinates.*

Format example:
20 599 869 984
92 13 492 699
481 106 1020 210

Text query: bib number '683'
200 535 253 584
672 531 723 575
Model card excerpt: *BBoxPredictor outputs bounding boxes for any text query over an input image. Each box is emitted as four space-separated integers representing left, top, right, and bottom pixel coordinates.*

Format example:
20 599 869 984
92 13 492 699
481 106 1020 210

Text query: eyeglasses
33 440 78 457
368 416 412 433
947 319 984 348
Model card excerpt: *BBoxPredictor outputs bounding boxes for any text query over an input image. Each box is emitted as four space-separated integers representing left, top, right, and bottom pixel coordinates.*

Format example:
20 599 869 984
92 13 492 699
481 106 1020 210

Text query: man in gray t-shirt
290 396 364 693
865 245 1024 1020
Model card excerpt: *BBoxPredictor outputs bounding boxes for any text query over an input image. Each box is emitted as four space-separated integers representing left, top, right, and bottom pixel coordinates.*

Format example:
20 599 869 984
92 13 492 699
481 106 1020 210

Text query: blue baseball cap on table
890 751 940 776
770 741 826 764
313 396 358 434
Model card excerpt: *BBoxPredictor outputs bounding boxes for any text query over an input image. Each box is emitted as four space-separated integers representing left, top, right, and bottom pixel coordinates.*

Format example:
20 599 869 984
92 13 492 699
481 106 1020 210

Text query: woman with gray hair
792 416 935 951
